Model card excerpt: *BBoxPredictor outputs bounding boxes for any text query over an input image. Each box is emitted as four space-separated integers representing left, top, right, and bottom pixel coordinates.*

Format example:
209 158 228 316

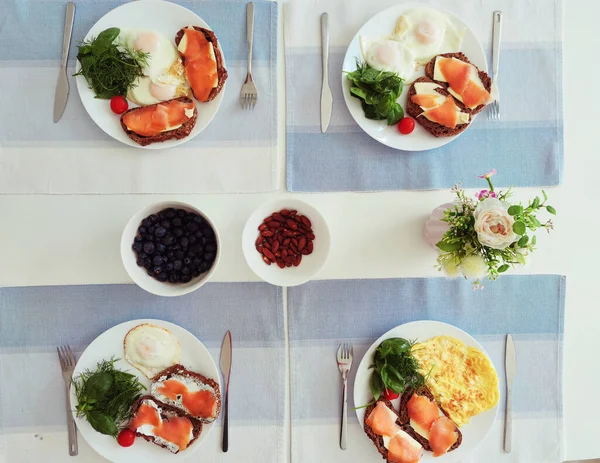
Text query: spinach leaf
92 27 120 55
370 371 384 401
87 411 118 436
83 372 113 399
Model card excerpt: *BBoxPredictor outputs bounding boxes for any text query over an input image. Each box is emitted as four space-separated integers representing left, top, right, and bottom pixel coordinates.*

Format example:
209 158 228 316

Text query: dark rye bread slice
406 76 470 138
397 387 462 453
151 364 221 423
120 97 197 146
364 399 419 462
424 52 492 115
175 26 228 102
130 395 202 454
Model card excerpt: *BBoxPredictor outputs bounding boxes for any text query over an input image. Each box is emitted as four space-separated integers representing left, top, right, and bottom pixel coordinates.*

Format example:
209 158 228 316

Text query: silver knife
220 330 232 452
320 12 332 133
504 334 516 453
54 2 75 123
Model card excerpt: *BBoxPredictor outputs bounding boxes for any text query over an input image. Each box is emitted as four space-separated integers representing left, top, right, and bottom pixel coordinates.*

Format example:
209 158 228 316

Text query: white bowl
242 199 331 287
121 201 220 296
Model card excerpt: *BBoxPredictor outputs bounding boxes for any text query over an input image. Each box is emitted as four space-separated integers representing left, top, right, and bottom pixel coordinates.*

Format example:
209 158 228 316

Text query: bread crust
406 76 470 137
424 52 492 115
130 395 202 453
152 364 221 423
397 387 463 453
175 26 228 102
119 97 197 146
363 399 419 462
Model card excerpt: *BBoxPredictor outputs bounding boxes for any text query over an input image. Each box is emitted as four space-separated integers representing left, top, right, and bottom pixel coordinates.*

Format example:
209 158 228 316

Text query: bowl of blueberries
121 201 220 296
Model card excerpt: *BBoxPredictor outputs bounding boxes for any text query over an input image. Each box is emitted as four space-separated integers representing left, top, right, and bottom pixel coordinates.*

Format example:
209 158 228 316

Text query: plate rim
74 0 226 150
352 319 500 462
70 318 220 462
341 3 488 152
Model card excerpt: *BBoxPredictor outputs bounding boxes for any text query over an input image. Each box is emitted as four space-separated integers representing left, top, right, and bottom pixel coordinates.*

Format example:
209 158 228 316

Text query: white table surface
0 1 597 461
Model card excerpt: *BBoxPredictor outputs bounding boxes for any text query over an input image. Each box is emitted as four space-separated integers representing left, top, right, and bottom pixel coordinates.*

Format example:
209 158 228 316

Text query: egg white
124 324 181 378
359 36 416 80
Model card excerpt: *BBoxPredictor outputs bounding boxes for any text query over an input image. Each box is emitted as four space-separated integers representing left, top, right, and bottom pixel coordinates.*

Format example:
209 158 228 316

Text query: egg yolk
150 82 177 101
375 42 401 66
416 20 442 44
134 31 160 54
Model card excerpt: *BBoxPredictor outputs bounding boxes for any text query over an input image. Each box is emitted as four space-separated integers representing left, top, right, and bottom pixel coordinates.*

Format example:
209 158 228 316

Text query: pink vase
424 203 454 250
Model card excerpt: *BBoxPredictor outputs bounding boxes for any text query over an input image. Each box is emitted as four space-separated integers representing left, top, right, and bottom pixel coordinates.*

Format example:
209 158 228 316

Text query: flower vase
424 203 454 250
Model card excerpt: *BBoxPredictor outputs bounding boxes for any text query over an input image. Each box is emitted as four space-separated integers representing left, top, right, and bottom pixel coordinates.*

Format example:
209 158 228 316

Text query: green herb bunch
436 170 556 289
365 338 426 406
346 60 404 125
74 28 149 99
73 357 145 436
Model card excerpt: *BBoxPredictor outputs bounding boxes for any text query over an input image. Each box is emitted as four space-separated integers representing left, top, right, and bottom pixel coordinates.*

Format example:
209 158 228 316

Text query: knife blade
320 12 332 133
504 334 516 453
54 2 75 123
220 330 232 452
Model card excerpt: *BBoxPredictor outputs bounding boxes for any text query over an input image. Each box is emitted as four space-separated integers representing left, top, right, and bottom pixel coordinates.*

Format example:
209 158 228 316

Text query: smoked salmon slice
411 93 443 109
406 394 439 430
179 28 219 102
129 401 194 451
422 95 459 128
388 431 423 463
365 401 401 437
462 80 491 109
438 58 471 94
429 416 459 457
121 99 195 137
157 379 218 419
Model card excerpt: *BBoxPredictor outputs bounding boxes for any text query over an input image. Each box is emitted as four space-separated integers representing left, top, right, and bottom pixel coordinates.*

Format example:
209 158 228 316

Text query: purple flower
478 169 497 179
477 189 497 200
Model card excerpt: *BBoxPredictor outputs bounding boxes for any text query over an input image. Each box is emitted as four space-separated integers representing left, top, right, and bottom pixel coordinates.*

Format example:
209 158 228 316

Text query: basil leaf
83 372 113 399
87 411 118 436
386 103 404 125
370 372 383 401
377 338 412 357
92 28 120 55
383 364 406 393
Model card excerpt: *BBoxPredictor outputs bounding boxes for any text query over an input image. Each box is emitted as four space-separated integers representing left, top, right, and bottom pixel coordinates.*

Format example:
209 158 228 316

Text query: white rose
473 198 517 250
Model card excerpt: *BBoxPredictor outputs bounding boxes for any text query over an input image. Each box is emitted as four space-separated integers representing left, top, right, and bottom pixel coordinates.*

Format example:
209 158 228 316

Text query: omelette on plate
411 335 499 426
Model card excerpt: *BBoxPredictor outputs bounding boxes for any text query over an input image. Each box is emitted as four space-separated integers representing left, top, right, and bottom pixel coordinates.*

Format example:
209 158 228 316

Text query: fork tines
240 79 258 110
488 100 500 120
57 345 76 370
337 343 354 362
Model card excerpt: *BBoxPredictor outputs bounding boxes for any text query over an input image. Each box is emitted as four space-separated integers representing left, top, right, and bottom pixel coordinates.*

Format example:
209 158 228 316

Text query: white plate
341 4 487 151
75 0 226 149
242 199 331 287
70 319 220 463
354 320 499 463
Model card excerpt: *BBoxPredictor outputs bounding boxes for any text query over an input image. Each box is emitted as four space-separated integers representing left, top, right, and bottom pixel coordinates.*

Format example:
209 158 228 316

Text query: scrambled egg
411 336 499 427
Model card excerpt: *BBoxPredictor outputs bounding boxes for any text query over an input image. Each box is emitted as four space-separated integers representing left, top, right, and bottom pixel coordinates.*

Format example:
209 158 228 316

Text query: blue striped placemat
0 282 284 461
288 275 565 462
285 0 563 191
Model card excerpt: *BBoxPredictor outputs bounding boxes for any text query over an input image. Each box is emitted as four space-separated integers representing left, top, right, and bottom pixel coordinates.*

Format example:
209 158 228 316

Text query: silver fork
488 10 502 120
240 2 258 109
337 343 353 450
57 346 78 456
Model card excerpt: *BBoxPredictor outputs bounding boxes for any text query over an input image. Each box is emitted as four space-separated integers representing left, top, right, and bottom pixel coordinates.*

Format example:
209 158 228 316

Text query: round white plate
242 199 331 287
75 0 226 149
70 319 220 463
341 4 487 151
354 320 499 462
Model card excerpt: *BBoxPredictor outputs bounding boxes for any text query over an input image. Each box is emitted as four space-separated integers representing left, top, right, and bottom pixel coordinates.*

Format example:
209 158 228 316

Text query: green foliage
74 28 149 99
346 60 404 125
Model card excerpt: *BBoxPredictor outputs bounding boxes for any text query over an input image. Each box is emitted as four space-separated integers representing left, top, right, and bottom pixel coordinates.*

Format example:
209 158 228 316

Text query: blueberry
204 252 215 262
188 235 197 244
165 209 176 219
143 242 155 254
193 215 204 224
162 235 175 245
193 258 202 267
132 242 143 253
175 250 184 259
167 251 174 259
157 272 168 282
165 262 174 272
183 257 191 265
173 227 183 237
148 226 155 234
181 266 190 275
177 209 186 218
147 269 154 276
192 269 201 277
173 218 183 227
153 255 164 266
188 251 196 258
144 258 152 269
179 237 189 248
160 220 171 229
153 266 163 275
173 260 182 270
136 258 145 267
138 226 146 233
200 261 210 272
139 252 148 259
134 234 143 243
168 274 179 283
149 214 159 223
156 243 166 254
181 275 192 283
186 223 199 233
146 235 155 242
206 243 217 253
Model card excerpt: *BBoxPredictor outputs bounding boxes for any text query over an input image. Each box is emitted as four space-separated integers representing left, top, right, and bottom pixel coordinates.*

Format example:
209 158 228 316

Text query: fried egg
393 8 464 65
359 36 416 80
124 324 181 378
411 335 499 427
119 29 190 106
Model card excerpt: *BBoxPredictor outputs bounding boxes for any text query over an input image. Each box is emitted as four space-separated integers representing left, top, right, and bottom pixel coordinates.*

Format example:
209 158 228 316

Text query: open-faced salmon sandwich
120 96 197 146
398 387 462 457
175 26 228 103
364 399 424 463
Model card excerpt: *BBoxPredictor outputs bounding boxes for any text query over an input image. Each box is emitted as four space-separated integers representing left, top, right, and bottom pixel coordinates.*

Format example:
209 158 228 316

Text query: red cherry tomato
398 117 415 135
110 96 129 115
383 388 400 400
117 429 136 447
